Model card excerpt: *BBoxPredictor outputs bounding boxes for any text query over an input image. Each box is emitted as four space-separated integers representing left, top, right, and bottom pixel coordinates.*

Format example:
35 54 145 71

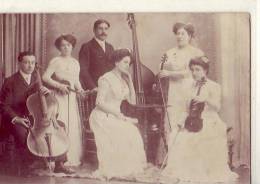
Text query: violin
184 77 206 132
154 53 169 104
26 64 69 158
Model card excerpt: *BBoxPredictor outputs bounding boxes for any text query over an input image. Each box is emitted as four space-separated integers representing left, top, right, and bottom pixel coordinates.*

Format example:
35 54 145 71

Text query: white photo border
0 0 258 183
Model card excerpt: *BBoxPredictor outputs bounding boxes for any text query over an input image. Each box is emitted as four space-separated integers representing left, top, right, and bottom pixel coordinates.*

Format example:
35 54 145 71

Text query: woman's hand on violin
158 70 171 78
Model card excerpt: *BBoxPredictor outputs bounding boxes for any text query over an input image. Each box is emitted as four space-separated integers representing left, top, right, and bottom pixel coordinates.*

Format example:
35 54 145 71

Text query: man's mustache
99 33 107 37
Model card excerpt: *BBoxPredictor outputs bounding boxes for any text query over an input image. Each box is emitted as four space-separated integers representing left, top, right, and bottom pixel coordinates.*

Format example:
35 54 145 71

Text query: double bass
26 65 69 159
121 13 169 162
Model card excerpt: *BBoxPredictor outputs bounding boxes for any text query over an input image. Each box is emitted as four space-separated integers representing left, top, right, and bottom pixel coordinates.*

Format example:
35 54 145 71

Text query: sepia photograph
0 6 253 184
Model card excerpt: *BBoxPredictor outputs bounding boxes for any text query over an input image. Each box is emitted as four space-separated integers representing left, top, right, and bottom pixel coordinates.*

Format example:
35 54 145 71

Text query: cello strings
27 119 53 172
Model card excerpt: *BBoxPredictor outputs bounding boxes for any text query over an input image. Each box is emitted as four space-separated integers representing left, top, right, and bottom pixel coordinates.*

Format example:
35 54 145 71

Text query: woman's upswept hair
54 34 77 50
111 49 132 65
173 22 195 38
189 56 210 74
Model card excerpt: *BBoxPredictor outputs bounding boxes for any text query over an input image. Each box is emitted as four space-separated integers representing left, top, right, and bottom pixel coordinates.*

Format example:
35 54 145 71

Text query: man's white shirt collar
19 70 31 85
94 37 106 52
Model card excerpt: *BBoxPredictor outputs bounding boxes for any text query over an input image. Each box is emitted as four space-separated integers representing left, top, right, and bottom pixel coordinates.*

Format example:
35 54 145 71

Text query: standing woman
89 49 146 180
157 22 204 163
161 56 238 182
42 34 84 167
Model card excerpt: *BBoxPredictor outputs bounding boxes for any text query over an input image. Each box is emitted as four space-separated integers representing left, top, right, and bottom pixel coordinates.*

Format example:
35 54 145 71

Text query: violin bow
158 53 172 132
153 53 172 157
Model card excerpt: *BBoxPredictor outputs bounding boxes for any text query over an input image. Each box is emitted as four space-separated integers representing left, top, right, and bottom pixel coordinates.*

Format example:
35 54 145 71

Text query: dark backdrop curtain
0 14 47 86
0 14 47 134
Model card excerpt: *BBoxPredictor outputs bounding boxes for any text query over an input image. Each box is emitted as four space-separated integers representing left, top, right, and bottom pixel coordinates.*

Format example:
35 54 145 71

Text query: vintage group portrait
0 12 251 184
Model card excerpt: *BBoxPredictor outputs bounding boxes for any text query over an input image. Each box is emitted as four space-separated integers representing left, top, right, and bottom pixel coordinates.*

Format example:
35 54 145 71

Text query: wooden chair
77 93 98 165
227 127 235 170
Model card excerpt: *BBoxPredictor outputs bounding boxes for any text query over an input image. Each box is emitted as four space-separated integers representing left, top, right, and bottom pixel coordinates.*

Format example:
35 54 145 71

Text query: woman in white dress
89 49 147 180
42 34 84 167
157 22 204 164
162 56 238 183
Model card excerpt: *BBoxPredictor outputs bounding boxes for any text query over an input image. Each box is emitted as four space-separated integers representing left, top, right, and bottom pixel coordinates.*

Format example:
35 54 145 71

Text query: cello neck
35 65 48 118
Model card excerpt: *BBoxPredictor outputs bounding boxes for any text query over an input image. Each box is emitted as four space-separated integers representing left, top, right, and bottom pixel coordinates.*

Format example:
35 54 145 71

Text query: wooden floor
0 166 250 184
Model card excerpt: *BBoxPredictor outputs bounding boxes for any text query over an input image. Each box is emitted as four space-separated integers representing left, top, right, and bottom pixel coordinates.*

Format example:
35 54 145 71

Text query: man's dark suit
0 71 68 173
79 38 114 90
0 71 38 148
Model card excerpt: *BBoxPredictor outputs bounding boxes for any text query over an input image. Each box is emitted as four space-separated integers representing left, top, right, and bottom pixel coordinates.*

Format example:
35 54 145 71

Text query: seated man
0 51 74 175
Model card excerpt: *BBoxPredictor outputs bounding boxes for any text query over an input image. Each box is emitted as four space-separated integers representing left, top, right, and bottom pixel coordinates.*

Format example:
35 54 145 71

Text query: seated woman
161 56 238 183
89 49 147 180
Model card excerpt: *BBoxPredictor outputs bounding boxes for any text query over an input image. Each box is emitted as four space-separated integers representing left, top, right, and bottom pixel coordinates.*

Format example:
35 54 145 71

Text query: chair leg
228 141 235 170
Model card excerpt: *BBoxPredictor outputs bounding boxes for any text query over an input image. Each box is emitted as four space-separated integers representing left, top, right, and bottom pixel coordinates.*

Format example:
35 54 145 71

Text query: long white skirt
162 112 238 183
54 92 83 166
90 109 147 179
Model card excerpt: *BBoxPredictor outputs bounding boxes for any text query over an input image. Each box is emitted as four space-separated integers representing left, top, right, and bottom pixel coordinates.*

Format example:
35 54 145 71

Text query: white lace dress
162 79 238 183
165 45 204 132
43 56 83 166
157 45 204 164
89 71 147 179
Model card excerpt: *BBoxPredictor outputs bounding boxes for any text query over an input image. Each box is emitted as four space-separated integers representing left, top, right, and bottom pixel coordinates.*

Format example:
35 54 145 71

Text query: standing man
0 51 74 175
79 19 114 90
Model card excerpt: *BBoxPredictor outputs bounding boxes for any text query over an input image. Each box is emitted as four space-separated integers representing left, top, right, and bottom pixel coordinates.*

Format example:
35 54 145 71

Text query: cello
26 64 69 159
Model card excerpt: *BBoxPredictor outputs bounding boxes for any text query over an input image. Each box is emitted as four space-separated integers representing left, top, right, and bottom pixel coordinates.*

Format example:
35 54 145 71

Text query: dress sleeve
42 58 62 89
95 77 121 115
205 83 221 112
195 47 205 57
95 77 110 106
74 60 83 91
